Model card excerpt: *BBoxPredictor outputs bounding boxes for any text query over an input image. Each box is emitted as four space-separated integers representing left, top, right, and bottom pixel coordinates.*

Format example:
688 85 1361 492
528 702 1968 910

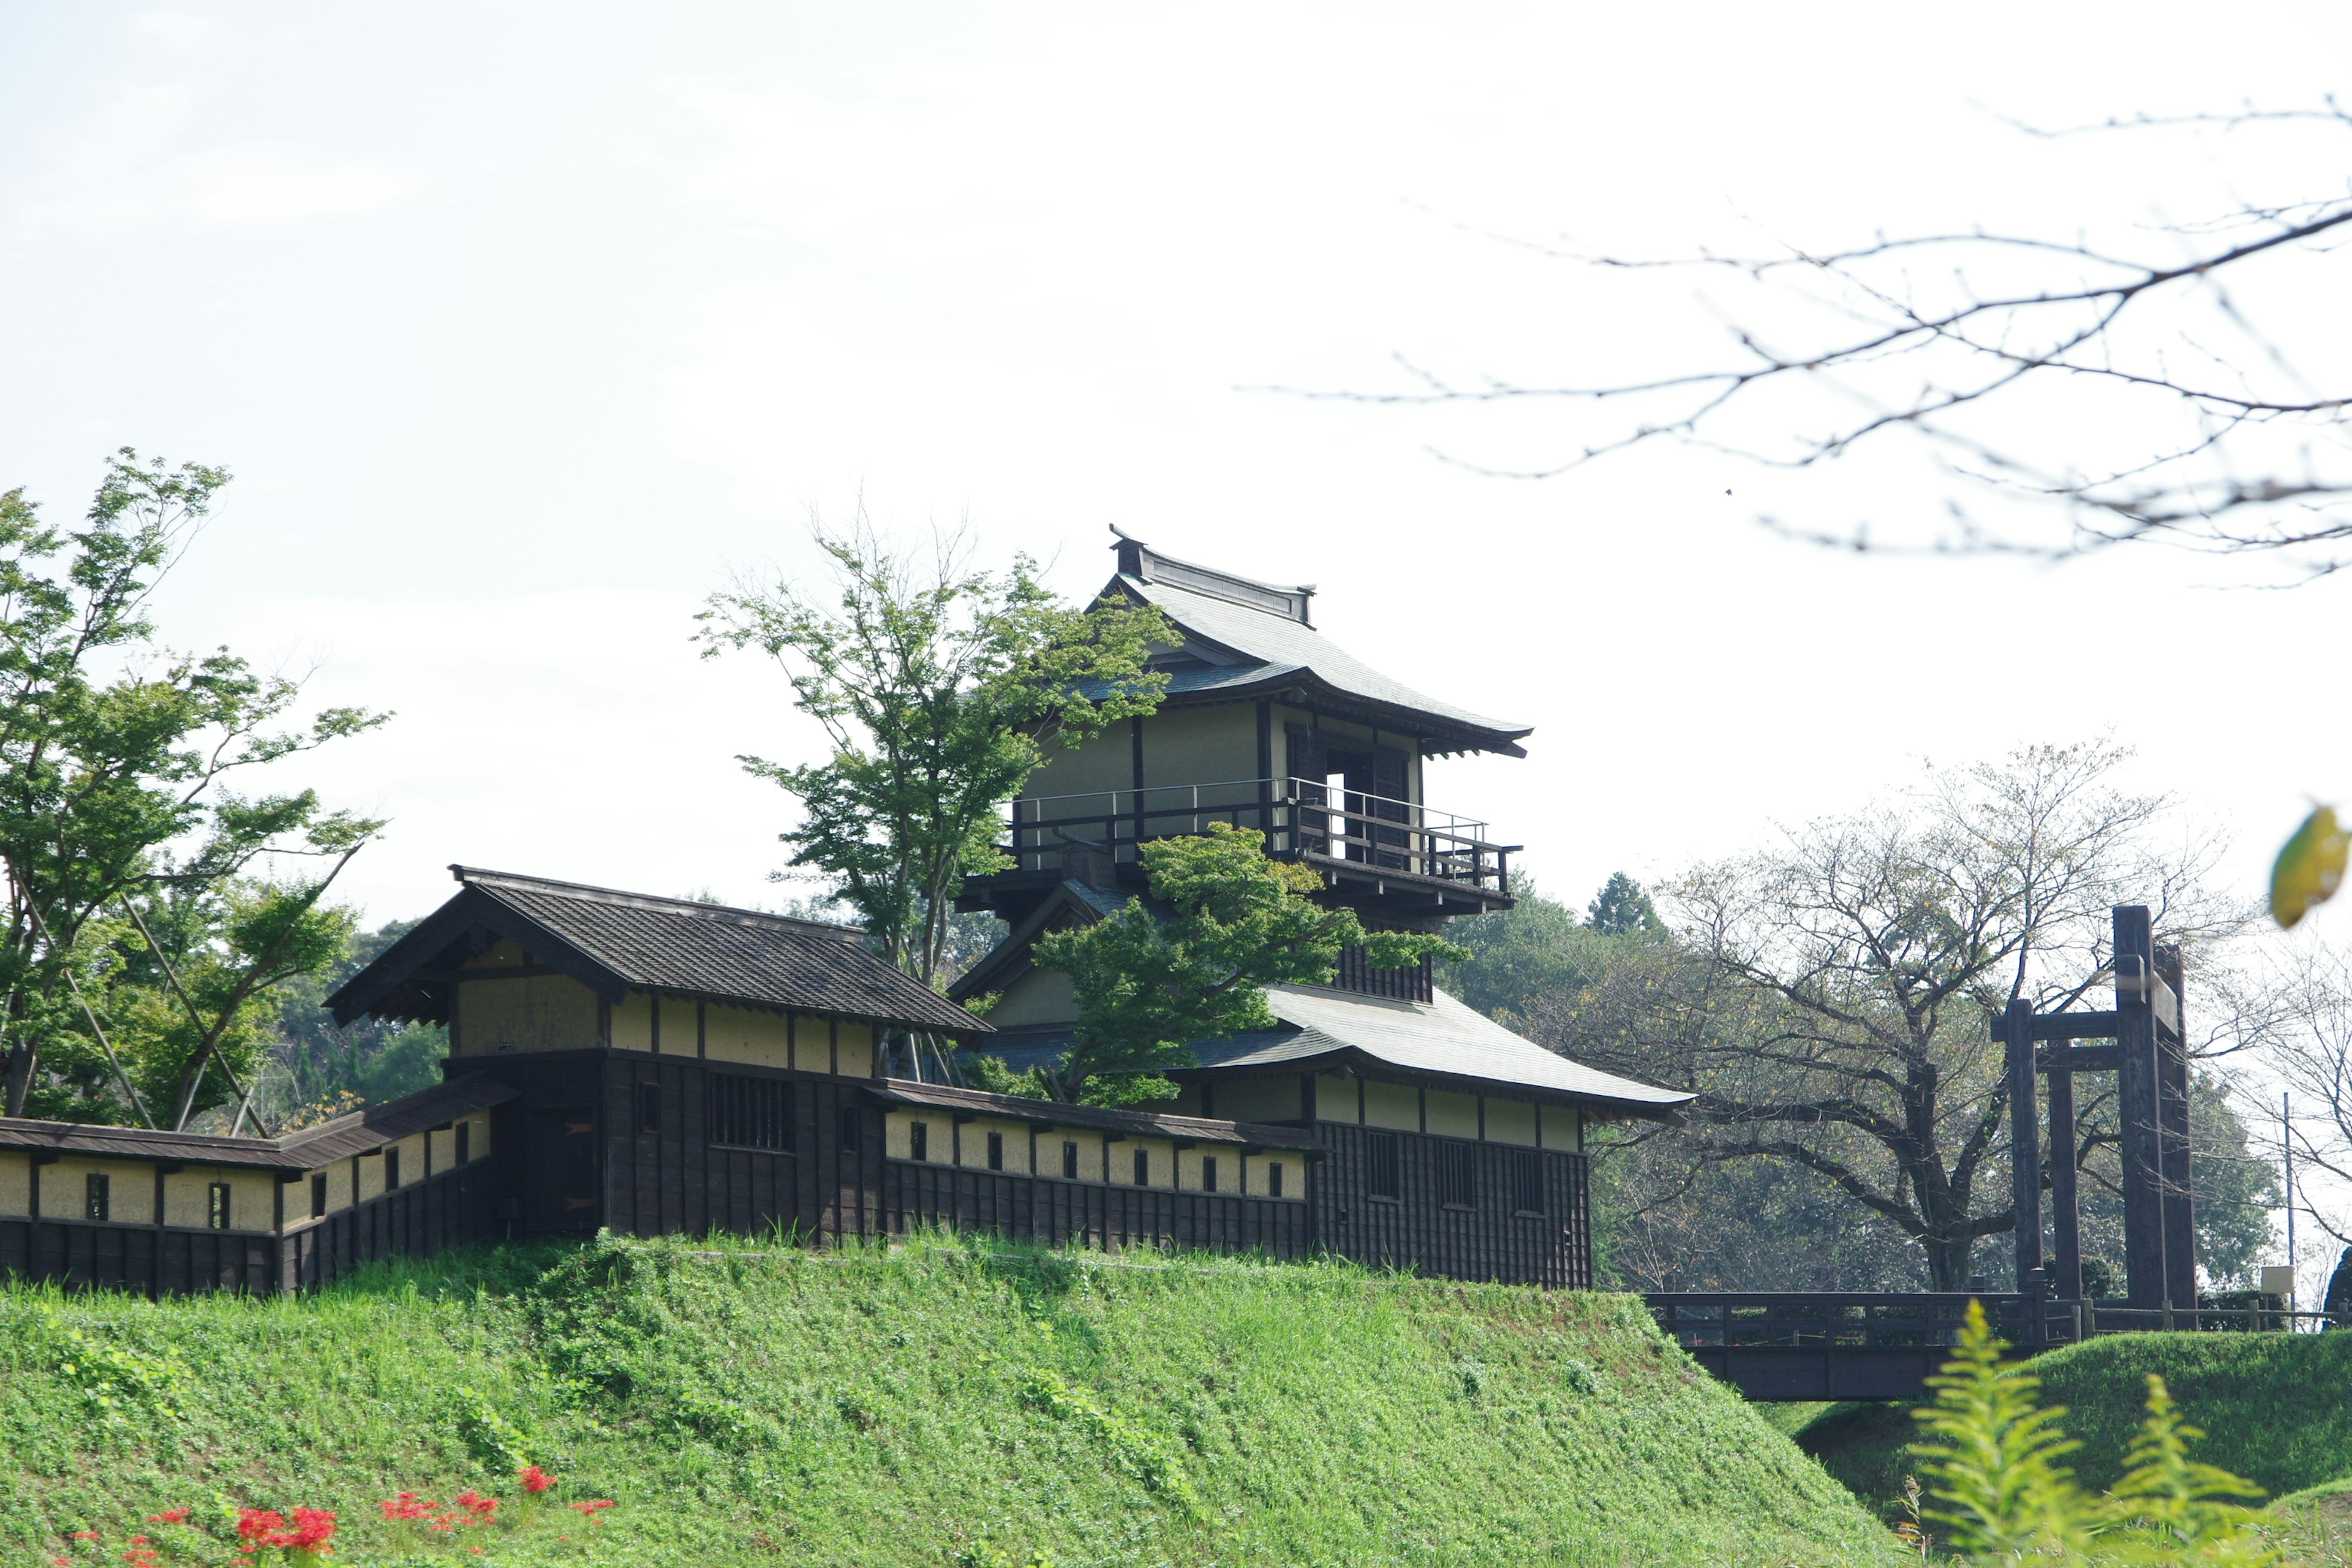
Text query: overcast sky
4 1 2350 952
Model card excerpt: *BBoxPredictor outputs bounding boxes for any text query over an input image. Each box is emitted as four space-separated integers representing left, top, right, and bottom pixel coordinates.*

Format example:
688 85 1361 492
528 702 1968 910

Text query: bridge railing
1646 1291 2079 1352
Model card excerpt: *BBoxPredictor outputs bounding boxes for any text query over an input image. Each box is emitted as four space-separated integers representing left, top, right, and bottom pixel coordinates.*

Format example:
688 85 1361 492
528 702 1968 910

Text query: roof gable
328 867 990 1038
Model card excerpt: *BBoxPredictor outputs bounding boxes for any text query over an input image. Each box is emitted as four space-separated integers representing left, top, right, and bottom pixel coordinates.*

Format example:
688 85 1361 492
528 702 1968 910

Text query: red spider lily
277 1509 336 1554
453 1490 498 1522
379 1493 439 1522
568 1499 617 1518
234 1511 285 1545
144 1512 190 1527
518 1465 556 1494
71 1532 100 1542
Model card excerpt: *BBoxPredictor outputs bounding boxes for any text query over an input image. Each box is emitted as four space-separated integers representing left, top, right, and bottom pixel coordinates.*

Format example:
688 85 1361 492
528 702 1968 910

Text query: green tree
699 518 1171 1050
0 452 386 1123
1439 876 1623 1027
1030 823 1463 1105
1586 871 1663 936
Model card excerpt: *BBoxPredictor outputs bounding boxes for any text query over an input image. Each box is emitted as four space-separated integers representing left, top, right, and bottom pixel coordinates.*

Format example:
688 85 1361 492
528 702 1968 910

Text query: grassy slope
1792 1330 2352 1521
0 1235 1897 1568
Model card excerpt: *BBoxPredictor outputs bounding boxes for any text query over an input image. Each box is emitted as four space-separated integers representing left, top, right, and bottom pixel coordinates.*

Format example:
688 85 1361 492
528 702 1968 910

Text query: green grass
0 1233 1899 1567
1790 1330 2352 1524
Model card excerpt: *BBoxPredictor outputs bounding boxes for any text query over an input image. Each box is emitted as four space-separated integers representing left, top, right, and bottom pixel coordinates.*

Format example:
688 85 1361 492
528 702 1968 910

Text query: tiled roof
0 1076 518 1170
330 868 989 1038
865 1080 1317 1150
1109 570 1532 754
979 986 1690 1118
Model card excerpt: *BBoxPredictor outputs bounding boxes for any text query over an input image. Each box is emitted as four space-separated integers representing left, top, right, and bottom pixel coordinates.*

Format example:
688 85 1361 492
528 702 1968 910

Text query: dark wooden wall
881 1159 1313 1258
282 1158 502 1292
0 1157 500 1299
1310 1122 1591 1287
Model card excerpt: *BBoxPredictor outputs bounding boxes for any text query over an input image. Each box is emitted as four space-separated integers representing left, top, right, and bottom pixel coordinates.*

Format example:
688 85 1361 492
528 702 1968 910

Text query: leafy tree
1585 871 1663 936
1439 876 1623 1027
258 918 448 1124
0 452 386 1123
1029 823 1463 1105
699 517 1170 1076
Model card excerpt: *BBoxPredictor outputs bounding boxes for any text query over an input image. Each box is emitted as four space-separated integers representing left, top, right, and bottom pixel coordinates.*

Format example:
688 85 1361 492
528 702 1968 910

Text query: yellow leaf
2271 805 2349 929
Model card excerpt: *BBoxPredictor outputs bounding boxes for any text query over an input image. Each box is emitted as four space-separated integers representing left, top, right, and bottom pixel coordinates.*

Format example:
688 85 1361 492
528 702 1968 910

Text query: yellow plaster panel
0 1153 27 1217
1247 1152 1302 1200
704 1005 793 1070
957 1118 1034 1175
610 993 653 1053
1212 1074 1302 1123
1484 1096 1538 1147
1044 1133 1103 1183
1122 1137 1175 1190
1023 727 1132 807
303 1164 351 1218
354 1151 385 1205
1540 1104 1583 1153
1426 1090 1479 1139
458 972 600 1054
42 1159 157 1224
1362 1079 1419 1131
986 967 1077 1028
1314 1074 1360 1122
835 1022 875 1079
163 1167 274 1231
887 1110 943 1162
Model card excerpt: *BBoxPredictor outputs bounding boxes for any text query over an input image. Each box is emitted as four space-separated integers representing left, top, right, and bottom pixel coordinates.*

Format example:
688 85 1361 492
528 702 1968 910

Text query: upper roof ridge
450 865 863 941
1109 528 1316 625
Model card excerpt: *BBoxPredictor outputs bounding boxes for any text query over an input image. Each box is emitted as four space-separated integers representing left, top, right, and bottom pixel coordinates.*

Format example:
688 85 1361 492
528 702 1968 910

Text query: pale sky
4 0 2350 955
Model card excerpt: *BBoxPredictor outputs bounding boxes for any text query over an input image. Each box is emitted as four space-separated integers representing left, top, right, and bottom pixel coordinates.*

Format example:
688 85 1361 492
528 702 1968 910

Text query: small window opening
839 1106 863 1153
1365 1132 1401 1199
1062 1141 1080 1180
986 1130 1005 1171
1202 1156 1219 1194
637 1082 663 1136
207 1182 232 1231
1268 1161 1285 1198
456 1120 472 1164
86 1172 110 1222
1438 1142 1476 1208
311 1172 329 1219
1133 1148 1150 1186
910 1120 930 1162
383 1147 402 1191
1512 1150 1545 1215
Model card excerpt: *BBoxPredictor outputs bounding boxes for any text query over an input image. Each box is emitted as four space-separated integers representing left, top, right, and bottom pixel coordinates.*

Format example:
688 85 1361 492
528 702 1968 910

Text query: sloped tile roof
455 869 989 1037
1112 573 1531 753
865 1079 1317 1150
0 1076 518 1170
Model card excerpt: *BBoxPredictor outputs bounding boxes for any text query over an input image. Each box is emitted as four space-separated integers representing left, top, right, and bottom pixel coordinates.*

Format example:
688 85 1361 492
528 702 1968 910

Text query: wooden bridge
1643 1291 2075 1401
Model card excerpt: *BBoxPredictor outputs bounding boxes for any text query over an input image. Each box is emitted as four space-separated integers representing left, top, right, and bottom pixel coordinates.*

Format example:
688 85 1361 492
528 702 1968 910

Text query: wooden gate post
2047 1052 2083 1302
2113 906 2169 1311
2005 998 2042 1293
2154 943 2197 1316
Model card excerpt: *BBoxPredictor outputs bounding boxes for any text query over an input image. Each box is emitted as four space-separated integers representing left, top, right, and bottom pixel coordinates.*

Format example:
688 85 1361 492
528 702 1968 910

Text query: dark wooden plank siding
1310 1121 1588 1287
878 1159 1313 1260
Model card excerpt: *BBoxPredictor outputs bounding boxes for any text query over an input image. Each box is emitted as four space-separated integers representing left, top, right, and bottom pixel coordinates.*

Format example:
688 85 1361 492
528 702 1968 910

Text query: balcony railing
995 776 1514 894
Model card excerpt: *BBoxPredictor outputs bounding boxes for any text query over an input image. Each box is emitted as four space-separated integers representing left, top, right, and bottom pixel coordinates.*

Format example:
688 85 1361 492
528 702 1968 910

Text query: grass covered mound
0 1234 1896 1567
1793 1329 2352 1521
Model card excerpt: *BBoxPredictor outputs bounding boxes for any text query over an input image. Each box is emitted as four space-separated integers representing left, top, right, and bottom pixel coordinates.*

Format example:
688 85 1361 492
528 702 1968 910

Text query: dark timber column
2048 1057 2083 1300
2005 998 2041 1291
2113 905 2168 1311
2155 943 2197 1313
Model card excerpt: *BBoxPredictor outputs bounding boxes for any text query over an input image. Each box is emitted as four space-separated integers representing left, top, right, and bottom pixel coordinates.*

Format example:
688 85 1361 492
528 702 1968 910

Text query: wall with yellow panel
1022 725 1131 807
704 1004 793 1069
0 1153 26 1216
1425 1089 1479 1139
1314 1074 1359 1121
834 1022 875 1079
1483 1096 1538 1147
986 968 1077 1029
1245 1151 1302 1199
952 1117 1036 1175
456 971 600 1055
1540 1104 1582 1152
161 1167 276 1231
1362 1079 1419 1131
37 1159 158 1224
1213 1075 1301 1123
1119 1137 1177 1189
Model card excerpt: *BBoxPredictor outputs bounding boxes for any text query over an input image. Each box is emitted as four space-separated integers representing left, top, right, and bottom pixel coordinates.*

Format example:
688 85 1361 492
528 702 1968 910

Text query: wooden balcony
978 777 1516 916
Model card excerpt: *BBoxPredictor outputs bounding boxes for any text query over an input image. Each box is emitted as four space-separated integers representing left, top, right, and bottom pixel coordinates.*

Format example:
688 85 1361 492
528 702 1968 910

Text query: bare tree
1313 106 2352 576
1534 741 2239 1289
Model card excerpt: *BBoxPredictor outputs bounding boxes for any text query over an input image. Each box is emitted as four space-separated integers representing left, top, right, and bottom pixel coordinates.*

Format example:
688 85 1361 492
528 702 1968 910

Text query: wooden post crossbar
1998 905 2196 1319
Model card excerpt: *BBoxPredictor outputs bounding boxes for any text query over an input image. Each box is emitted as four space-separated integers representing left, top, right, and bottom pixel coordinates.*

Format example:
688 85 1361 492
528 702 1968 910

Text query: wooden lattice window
311 1172 329 1219
207 1182 232 1231
1202 1156 1219 1194
1438 1142 1476 1210
1133 1148 1150 1186
1512 1150 1545 1215
85 1172 109 1222
1062 1140 1080 1180
1365 1133 1401 1200
909 1120 930 1162
710 1074 794 1151
986 1131 1005 1171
